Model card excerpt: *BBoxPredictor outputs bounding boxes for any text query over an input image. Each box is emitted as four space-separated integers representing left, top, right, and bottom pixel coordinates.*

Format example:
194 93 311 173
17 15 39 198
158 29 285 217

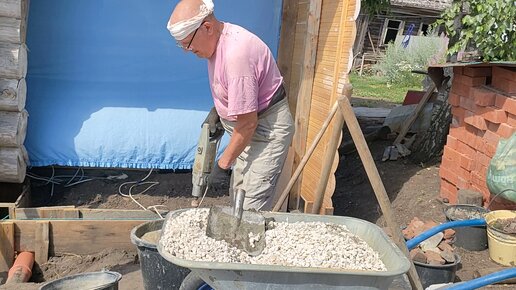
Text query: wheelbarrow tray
157 209 410 290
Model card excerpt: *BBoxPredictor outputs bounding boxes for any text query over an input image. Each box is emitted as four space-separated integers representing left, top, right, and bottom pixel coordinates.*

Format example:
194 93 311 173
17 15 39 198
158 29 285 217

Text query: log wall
0 0 28 183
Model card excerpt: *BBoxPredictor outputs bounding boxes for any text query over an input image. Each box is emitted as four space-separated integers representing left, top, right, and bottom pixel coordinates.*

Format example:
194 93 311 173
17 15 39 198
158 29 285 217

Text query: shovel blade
206 206 266 256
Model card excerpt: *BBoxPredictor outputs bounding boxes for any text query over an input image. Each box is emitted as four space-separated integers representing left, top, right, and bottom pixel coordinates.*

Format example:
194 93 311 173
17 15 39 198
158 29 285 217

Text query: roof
391 0 452 11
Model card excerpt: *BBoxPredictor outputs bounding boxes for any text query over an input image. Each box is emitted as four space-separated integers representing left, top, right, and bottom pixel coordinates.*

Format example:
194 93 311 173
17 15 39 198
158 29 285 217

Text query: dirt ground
0 97 511 289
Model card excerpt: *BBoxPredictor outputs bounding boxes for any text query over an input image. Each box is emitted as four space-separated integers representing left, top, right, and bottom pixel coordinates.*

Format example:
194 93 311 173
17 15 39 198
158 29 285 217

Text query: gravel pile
160 208 387 271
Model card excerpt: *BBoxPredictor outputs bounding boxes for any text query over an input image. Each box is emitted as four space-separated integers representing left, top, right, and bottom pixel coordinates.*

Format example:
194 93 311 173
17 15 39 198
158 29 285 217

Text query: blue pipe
406 219 486 250
444 268 516 289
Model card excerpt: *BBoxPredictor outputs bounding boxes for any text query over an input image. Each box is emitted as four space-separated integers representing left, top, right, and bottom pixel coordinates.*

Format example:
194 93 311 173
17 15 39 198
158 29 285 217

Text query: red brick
453 66 464 76
425 250 446 265
446 135 459 150
448 92 461 107
452 82 472 97
474 164 489 181
497 123 515 139
457 175 470 189
457 141 477 160
440 166 459 185
451 106 466 122
492 66 516 81
492 77 516 94
482 107 508 124
472 87 496 106
475 151 492 167
441 179 458 203
471 172 486 188
460 154 474 171
443 146 462 163
454 74 487 87
463 66 492 77
459 96 478 112
465 124 482 140
509 114 516 127
495 94 516 115
483 130 500 148
464 110 487 130
486 121 500 133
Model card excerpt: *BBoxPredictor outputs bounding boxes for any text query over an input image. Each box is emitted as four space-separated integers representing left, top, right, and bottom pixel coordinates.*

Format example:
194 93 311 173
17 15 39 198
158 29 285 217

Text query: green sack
487 132 516 203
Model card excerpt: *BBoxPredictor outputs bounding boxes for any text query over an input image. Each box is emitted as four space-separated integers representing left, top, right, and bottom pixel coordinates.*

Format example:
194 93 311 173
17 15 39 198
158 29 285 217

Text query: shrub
374 36 448 86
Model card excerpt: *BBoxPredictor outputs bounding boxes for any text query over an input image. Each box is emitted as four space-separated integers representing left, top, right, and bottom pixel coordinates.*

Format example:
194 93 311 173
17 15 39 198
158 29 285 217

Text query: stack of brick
440 65 516 204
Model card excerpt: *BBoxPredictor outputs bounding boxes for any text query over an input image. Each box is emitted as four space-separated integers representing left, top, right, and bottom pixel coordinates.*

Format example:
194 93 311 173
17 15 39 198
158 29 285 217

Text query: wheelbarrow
157 209 411 290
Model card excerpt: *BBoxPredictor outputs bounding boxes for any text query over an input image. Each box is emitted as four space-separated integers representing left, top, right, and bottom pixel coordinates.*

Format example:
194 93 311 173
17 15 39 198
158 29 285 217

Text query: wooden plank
0 78 26 112
290 0 323 211
15 208 161 220
11 219 155 255
34 221 49 264
0 222 14 272
0 110 28 146
0 0 22 19
277 0 299 115
0 146 26 183
0 43 27 79
0 16 21 44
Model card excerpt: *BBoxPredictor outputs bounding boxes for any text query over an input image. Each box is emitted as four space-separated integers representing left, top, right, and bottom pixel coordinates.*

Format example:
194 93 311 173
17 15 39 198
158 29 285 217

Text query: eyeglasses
176 22 205 50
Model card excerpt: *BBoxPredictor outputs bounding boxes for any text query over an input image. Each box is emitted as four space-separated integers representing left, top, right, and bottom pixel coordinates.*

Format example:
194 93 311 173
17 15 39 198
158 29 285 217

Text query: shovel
206 189 266 256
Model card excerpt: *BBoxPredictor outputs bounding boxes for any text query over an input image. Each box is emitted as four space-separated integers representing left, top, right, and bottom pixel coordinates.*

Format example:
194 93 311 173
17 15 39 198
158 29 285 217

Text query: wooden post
0 110 27 146
34 221 49 265
0 222 14 272
0 78 26 112
0 146 27 183
290 0 323 210
337 95 424 290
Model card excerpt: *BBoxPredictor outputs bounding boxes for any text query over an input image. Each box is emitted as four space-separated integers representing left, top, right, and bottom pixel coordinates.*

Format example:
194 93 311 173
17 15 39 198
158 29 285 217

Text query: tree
437 0 516 61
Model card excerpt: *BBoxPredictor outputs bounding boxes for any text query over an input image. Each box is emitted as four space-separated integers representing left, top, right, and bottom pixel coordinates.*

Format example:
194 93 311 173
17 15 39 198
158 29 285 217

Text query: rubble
404 217 457 266
160 208 387 271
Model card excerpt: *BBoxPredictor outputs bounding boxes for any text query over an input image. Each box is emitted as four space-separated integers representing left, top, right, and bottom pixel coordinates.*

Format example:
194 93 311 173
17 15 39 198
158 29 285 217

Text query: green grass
350 73 422 104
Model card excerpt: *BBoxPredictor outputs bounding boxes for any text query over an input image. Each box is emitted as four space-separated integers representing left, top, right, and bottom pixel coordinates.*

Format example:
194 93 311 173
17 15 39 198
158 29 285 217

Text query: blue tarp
25 0 283 169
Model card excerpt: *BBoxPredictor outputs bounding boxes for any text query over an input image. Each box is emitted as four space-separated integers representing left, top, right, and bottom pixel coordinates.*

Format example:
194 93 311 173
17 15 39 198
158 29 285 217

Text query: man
167 0 294 211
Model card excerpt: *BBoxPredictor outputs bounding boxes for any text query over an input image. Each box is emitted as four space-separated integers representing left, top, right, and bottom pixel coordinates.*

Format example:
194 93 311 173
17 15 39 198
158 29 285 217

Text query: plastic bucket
444 204 488 251
413 254 461 289
485 210 516 266
130 219 190 290
39 271 122 290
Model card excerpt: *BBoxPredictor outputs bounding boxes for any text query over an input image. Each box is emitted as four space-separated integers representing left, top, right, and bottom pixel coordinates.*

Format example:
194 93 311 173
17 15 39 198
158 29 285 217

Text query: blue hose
444 268 516 289
406 219 486 250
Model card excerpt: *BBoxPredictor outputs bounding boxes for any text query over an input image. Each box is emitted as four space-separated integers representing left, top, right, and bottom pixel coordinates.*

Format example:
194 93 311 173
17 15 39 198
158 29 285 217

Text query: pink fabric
208 23 283 121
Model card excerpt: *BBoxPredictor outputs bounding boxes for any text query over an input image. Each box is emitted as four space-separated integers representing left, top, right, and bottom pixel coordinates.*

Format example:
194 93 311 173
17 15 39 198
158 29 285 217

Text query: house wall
353 5 445 70
440 65 516 209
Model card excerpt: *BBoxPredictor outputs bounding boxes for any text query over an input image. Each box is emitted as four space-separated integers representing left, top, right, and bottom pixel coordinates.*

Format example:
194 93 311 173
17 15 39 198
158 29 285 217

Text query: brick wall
440 65 516 205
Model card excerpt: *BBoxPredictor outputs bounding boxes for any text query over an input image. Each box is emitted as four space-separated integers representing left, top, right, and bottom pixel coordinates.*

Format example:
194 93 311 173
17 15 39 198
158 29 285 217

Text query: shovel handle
234 189 245 220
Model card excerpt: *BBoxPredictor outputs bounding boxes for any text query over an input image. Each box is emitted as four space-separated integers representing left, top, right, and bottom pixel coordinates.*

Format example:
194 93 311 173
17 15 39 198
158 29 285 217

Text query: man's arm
217 111 258 169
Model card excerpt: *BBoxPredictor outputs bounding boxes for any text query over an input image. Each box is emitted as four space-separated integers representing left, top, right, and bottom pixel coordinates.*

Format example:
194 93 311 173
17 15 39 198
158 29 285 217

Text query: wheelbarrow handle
405 219 486 250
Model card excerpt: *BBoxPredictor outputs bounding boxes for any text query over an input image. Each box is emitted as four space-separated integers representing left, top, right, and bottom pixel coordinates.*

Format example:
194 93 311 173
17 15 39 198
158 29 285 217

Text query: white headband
167 0 214 41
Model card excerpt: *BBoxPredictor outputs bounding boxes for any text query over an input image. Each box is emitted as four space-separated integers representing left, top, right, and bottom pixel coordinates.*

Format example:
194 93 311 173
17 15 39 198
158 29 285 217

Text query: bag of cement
487 132 516 203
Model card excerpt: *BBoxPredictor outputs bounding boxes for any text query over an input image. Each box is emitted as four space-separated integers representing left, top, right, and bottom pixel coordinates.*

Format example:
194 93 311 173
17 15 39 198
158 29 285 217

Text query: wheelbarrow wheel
180 272 213 290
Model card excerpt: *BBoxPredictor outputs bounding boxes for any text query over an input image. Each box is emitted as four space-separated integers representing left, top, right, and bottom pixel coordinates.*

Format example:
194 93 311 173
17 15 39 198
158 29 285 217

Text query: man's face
177 22 214 59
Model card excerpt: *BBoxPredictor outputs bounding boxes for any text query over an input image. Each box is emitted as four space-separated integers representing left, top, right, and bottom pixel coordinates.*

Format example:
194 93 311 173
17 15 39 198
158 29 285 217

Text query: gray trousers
221 98 294 211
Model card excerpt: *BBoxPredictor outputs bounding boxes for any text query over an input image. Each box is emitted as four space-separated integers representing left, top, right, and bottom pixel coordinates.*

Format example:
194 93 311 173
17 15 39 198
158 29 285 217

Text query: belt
259 84 286 115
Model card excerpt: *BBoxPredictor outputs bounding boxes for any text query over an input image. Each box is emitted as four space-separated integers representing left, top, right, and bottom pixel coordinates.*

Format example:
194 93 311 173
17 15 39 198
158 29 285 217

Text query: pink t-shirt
208 23 283 121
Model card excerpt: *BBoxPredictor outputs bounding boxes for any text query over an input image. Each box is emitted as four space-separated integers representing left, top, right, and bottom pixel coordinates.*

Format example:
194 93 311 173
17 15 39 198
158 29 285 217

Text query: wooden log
0 222 14 272
0 146 27 183
0 16 21 44
0 43 27 79
0 0 22 19
10 219 156 255
0 78 26 111
0 109 27 146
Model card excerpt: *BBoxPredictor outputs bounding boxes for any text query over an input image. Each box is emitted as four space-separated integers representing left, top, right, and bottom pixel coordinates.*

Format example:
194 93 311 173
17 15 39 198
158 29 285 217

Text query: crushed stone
160 208 387 271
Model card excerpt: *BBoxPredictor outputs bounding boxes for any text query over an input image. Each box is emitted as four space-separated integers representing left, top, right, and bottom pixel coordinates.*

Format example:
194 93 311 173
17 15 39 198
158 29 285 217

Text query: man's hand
208 161 231 189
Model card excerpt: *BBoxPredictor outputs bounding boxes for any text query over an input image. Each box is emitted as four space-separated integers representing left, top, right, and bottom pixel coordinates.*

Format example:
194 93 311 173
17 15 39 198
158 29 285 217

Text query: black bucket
39 271 122 290
130 219 190 290
413 254 461 289
444 204 488 251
